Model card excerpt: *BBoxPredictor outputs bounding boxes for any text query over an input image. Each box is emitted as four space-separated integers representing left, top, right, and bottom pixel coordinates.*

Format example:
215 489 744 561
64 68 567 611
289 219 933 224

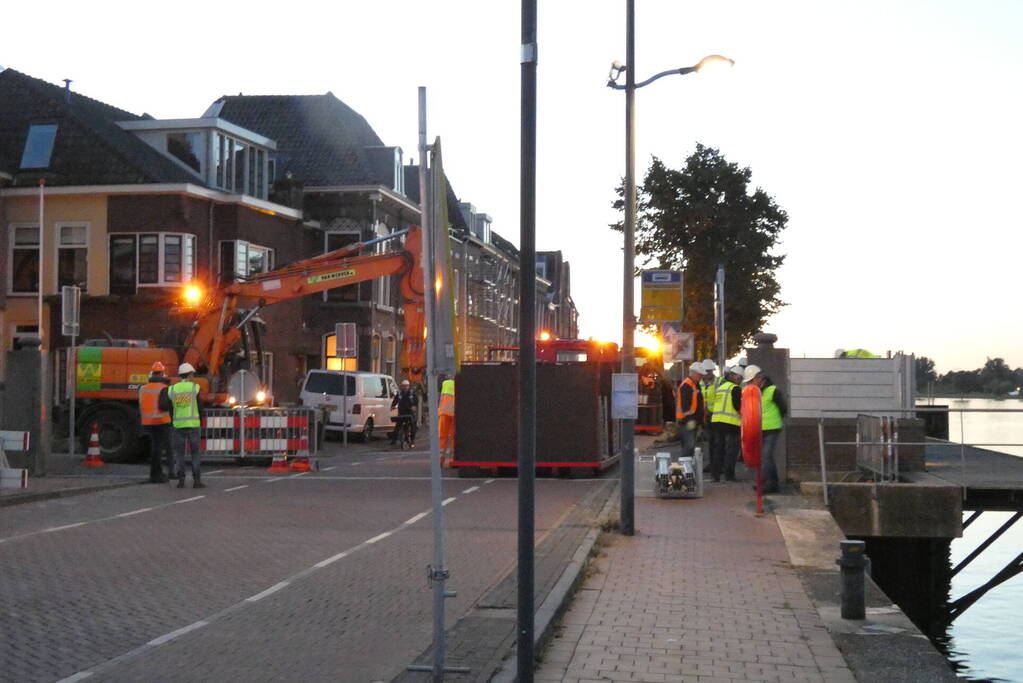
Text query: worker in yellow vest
742 365 788 493
438 377 455 466
710 365 743 482
160 363 205 489
674 363 705 461
138 361 173 483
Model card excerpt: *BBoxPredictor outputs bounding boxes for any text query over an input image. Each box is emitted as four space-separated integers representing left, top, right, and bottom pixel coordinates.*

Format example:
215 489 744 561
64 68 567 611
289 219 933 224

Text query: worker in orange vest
138 361 173 483
438 377 455 466
674 362 706 462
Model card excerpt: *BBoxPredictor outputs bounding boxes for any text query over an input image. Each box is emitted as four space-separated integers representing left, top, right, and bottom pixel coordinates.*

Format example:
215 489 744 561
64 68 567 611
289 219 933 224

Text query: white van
299 370 399 441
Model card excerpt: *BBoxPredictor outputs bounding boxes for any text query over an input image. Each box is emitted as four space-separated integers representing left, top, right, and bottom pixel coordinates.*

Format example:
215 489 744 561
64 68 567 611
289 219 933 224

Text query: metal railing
816 407 1023 505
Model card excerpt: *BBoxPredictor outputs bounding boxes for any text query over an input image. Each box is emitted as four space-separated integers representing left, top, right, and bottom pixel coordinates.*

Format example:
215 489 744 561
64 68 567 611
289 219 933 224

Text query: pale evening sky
4 0 1021 374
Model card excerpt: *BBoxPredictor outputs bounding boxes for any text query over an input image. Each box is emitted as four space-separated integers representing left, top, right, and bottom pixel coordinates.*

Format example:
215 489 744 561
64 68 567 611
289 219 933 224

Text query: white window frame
374 223 394 311
8 222 40 296
219 239 275 280
54 222 90 293
108 232 196 289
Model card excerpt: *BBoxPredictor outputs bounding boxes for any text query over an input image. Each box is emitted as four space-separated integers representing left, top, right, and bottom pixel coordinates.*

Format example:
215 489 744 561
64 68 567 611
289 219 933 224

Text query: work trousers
173 427 202 480
438 413 455 454
144 423 173 482
710 423 739 481
762 430 781 491
678 419 697 461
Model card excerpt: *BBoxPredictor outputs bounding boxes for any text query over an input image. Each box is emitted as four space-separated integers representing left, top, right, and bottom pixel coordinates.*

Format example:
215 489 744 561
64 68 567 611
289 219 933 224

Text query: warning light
183 284 203 305
538 331 552 342
255 390 267 403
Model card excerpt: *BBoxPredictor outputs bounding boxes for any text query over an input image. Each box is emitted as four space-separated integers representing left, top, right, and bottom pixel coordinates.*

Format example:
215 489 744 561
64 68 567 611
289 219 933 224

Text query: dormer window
20 123 57 169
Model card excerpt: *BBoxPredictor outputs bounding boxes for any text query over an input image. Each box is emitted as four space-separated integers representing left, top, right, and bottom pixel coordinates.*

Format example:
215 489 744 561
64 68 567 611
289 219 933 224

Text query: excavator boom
181 225 425 387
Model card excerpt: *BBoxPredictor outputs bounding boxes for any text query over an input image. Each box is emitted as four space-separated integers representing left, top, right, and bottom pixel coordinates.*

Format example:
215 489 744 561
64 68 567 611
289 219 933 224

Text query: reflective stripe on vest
138 382 171 425
168 381 201 428
711 381 741 426
762 384 782 431
675 377 699 420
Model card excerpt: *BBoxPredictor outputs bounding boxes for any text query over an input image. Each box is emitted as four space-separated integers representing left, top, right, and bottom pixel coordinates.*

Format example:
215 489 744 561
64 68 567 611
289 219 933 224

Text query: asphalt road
0 435 615 682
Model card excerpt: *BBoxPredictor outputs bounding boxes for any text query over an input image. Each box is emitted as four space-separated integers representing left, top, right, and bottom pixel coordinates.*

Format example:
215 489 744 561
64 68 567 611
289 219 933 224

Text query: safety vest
844 348 879 358
439 379 455 417
138 381 171 426
168 381 201 428
762 384 783 431
674 377 700 420
701 379 717 417
711 381 741 427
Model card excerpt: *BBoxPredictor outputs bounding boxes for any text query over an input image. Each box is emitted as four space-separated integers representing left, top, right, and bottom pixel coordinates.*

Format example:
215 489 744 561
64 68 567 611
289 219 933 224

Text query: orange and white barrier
200 407 317 459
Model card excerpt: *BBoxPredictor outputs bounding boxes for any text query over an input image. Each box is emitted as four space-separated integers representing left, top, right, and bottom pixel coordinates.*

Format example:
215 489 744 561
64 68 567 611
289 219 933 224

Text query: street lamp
608 0 733 536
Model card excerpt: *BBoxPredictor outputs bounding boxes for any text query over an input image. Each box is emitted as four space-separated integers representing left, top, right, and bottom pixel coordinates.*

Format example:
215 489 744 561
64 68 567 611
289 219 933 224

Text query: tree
613 144 787 358
915 356 937 390
979 357 1016 396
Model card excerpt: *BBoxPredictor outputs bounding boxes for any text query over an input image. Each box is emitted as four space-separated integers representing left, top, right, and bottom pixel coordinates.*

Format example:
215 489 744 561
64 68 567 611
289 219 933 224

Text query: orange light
538 331 552 342
635 330 663 355
183 284 203 304
435 276 442 296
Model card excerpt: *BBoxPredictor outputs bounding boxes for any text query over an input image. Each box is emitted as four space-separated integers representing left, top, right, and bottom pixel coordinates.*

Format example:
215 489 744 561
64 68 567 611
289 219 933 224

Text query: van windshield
305 372 355 396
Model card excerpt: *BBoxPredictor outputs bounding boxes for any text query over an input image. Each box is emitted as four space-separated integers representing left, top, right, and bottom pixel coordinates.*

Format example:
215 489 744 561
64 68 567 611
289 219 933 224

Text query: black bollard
836 540 866 619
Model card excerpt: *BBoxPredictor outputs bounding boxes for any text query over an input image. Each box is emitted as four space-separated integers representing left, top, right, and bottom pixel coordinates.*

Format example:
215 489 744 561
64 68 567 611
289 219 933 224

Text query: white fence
790 353 915 418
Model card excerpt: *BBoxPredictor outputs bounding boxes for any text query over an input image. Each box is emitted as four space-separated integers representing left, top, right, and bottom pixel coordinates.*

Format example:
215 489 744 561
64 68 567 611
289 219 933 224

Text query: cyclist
389 379 419 445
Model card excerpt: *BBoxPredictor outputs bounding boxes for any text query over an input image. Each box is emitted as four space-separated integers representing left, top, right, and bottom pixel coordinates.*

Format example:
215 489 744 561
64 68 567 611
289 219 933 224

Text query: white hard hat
701 359 717 373
177 363 196 375
688 362 703 374
742 365 762 383
401 379 410 386
737 357 748 367
727 365 743 377
834 348 846 358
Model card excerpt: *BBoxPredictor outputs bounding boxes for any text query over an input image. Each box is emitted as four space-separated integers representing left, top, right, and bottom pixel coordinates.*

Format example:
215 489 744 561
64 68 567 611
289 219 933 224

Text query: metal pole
619 0 636 536
518 2 538 679
37 179 48 476
419 87 452 682
715 264 726 373
68 337 76 460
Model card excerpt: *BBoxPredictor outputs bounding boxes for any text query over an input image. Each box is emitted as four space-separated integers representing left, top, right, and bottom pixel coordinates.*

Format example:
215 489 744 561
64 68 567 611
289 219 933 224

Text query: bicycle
395 415 416 450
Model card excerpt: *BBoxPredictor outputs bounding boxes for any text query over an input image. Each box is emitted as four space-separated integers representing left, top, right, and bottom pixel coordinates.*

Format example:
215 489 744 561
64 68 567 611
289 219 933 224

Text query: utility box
453 362 619 474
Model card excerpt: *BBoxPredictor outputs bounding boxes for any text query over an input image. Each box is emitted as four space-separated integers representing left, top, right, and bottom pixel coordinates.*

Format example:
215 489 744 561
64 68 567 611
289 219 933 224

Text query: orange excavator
68 226 425 461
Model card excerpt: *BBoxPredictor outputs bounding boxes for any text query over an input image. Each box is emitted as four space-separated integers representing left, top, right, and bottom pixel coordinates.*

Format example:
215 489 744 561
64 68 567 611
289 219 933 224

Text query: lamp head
607 61 626 86
694 54 735 73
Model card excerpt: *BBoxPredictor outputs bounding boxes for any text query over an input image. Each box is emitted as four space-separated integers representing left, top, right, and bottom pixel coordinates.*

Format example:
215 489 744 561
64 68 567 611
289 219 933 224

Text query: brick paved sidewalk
535 483 856 683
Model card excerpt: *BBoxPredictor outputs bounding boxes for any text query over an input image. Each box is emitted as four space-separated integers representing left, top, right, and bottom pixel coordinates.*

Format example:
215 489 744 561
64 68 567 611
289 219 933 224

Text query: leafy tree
915 356 937 390
937 370 982 394
612 144 787 358
979 357 1016 396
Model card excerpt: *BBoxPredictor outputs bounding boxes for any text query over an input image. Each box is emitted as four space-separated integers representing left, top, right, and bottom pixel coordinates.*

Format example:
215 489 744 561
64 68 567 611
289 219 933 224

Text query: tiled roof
402 164 468 233
214 94 390 187
0 69 198 187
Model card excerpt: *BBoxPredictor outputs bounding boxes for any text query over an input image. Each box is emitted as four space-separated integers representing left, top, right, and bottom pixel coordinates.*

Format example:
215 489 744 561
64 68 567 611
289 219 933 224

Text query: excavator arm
181 225 425 388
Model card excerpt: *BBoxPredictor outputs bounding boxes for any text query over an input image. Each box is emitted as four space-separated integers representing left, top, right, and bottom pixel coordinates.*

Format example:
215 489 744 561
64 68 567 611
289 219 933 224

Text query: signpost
640 270 683 323
62 286 80 459
335 322 357 447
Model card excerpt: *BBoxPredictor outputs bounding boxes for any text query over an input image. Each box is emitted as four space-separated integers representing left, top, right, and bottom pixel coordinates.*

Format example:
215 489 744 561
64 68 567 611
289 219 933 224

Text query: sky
4 0 1021 374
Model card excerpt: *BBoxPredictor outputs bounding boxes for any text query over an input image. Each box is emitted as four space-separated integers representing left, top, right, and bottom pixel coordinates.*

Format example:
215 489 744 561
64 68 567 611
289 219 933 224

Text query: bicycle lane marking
56 482 478 682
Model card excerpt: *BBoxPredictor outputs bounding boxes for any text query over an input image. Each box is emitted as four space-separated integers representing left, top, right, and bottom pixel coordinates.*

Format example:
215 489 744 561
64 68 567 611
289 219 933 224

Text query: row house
1 69 581 402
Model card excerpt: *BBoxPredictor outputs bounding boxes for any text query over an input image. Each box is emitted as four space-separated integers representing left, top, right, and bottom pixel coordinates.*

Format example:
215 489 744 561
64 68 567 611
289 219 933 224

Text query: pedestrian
438 376 455 466
674 362 705 461
389 379 418 445
742 365 788 493
709 365 743 482
161 362 205 489
700 359 719 471
138 362 173 483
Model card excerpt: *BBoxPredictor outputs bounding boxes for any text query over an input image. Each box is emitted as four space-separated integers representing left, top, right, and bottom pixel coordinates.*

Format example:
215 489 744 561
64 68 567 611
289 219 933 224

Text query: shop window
324 333 358 371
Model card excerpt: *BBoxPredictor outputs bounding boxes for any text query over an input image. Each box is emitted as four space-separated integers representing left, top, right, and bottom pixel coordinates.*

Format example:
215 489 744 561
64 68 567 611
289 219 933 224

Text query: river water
922 397 1023 682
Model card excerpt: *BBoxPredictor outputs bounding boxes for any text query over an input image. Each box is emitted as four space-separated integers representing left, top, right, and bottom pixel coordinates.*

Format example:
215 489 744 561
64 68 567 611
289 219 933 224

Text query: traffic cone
82 423 105 466
267 453 290 472
290 455 312 472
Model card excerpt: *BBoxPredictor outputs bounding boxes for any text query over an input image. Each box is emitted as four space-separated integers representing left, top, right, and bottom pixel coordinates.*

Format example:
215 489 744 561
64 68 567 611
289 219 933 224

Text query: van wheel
357 419 374 443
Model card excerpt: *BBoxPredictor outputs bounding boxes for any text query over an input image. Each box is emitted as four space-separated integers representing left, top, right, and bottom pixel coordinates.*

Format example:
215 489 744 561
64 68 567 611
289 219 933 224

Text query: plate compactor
654 448 704 499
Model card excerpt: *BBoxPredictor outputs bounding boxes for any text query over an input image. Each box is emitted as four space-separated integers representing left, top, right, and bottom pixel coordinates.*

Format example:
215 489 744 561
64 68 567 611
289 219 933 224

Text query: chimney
62 79 72 103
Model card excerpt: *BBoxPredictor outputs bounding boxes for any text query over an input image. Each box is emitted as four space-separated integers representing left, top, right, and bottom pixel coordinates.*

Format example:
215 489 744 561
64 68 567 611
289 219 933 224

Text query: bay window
108 233 196 294
219 240 274 282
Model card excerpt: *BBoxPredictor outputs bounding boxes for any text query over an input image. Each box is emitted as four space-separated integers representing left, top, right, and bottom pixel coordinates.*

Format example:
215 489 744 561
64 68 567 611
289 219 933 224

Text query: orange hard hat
151 361 165 373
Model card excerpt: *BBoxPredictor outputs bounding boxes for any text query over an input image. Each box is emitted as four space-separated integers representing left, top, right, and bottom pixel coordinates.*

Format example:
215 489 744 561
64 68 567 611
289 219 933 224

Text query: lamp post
608 0 732 535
